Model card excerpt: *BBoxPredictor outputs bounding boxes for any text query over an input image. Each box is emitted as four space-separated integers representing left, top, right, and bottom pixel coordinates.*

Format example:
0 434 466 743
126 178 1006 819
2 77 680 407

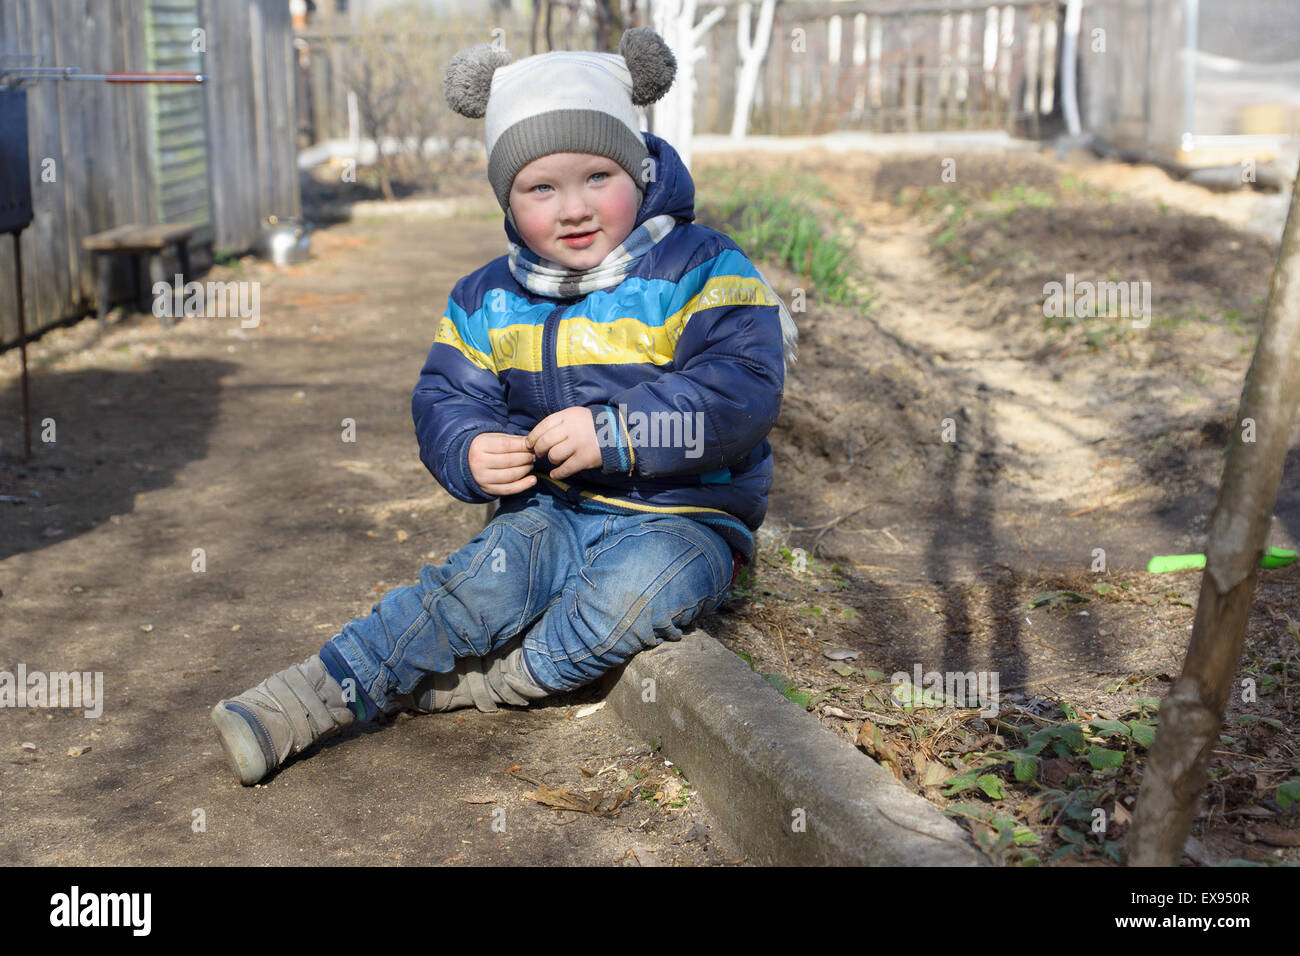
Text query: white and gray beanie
443 28 677 216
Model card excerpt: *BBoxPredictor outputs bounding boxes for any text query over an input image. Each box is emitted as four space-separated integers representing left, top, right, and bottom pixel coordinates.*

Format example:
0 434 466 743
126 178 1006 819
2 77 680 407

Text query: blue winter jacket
411 131 785 566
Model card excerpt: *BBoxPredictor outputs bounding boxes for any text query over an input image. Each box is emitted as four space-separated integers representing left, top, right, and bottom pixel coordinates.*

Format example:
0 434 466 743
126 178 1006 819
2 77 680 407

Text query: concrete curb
605 628 988 866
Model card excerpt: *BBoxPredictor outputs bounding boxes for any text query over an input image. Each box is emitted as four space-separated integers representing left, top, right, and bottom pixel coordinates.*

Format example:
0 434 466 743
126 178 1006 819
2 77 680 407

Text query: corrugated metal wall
0 0 300 352
146 0 213 246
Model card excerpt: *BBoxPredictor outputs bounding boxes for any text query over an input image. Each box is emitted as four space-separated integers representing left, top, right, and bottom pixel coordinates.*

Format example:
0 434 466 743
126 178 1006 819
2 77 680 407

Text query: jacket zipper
541 301 569 416
541 299 587 503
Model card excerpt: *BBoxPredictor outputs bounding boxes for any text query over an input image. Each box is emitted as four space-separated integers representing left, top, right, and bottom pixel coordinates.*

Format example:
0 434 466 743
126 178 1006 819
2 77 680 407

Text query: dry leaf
1251 823 1300 847
856 720 904 778
608 787 635 814
522 784 600 813
1042 757 1072 787
912 755 948 788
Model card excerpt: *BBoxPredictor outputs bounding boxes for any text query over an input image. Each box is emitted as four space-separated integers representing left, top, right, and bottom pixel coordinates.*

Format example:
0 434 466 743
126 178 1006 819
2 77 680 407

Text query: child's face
508 152 639 270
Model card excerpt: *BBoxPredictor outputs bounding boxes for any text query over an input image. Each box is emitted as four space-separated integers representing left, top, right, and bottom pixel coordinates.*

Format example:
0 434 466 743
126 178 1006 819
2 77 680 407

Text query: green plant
760 672 823 709
1276 777 1300 810
728 562 756 602
697 172 874 312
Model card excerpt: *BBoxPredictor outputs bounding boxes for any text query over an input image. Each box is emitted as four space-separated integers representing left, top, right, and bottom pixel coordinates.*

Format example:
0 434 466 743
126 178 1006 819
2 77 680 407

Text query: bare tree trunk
1128 165 1300 865
593 0 623 51
651 0 726 170
730 0 775 140
594 0 611 51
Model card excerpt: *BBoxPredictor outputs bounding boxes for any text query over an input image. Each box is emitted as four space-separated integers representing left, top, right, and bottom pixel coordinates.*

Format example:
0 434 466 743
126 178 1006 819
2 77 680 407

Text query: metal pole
0 67 206 86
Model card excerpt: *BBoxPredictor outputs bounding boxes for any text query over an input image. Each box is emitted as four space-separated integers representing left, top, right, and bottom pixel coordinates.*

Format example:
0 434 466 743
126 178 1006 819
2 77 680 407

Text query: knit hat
443 28 676 216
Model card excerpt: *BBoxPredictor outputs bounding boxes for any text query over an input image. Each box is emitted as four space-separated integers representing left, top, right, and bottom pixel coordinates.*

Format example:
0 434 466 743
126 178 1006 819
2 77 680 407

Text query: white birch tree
730 0 776 140
649 0 727 170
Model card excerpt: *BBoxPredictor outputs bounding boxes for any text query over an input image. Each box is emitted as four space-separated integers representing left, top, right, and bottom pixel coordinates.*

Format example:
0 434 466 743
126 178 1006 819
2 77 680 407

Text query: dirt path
857 216 1118 525
781 152 1299 577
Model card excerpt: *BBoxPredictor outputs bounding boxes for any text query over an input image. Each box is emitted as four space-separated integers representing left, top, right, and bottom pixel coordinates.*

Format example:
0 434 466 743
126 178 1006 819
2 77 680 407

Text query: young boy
210 27 796 786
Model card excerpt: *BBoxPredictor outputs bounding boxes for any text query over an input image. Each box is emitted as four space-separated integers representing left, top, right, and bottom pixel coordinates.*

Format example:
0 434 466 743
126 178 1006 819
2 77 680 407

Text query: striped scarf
507 213 679 299
506 213 799 370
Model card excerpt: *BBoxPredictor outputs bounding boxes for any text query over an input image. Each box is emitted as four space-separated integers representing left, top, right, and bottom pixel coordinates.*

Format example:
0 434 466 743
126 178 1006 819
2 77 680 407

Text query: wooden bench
82 223 197 331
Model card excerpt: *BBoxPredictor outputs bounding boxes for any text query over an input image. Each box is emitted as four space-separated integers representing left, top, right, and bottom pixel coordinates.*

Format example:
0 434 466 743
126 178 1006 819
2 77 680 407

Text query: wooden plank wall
0 0 152 351
203 0 301 255
1079 0 1185 152
0 0 300 352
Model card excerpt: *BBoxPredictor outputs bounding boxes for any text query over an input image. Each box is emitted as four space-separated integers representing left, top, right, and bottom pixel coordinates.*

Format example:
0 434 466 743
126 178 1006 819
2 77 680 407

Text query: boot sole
210 701 271 786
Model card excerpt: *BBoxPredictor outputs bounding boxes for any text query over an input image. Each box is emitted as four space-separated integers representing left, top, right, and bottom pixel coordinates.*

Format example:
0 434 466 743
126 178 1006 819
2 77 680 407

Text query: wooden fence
0 0 300 352
297 20 500 148
298 1 1064 146
710 0 1064 137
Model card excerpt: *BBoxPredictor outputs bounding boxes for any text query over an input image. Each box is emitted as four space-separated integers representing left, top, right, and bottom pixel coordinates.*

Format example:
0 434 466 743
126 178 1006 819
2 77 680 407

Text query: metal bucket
255 215 313 265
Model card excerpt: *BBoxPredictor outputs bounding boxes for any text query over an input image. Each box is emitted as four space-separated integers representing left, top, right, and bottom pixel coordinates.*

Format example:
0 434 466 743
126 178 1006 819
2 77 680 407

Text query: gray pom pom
619 27 676 106
444 43 513 119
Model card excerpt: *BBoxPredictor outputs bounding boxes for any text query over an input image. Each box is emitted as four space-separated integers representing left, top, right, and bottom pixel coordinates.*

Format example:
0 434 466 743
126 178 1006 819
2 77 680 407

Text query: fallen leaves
856 720 904 778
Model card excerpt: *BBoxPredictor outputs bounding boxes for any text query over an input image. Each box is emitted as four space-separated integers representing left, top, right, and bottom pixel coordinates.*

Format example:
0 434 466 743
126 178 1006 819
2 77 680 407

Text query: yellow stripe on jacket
436 274 780 375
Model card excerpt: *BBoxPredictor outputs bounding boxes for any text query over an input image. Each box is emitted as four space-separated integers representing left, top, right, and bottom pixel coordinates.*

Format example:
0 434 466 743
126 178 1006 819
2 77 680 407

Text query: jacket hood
503 130 696 248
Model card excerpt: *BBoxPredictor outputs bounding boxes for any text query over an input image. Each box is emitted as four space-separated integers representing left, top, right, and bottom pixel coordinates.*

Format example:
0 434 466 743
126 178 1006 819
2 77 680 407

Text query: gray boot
210 654 355 786
396 639 551 714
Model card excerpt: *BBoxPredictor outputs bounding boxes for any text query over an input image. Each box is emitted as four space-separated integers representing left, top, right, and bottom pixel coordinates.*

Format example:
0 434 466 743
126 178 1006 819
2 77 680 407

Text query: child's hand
527 407 603 480
468 432 537 496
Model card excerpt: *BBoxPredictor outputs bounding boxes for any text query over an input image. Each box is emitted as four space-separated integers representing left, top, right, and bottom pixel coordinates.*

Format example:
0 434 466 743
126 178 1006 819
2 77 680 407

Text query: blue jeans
325 490 735 715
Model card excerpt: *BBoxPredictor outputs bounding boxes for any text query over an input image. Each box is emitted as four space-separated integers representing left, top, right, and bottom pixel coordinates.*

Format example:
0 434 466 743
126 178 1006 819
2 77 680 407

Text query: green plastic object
1146 547 1297 573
